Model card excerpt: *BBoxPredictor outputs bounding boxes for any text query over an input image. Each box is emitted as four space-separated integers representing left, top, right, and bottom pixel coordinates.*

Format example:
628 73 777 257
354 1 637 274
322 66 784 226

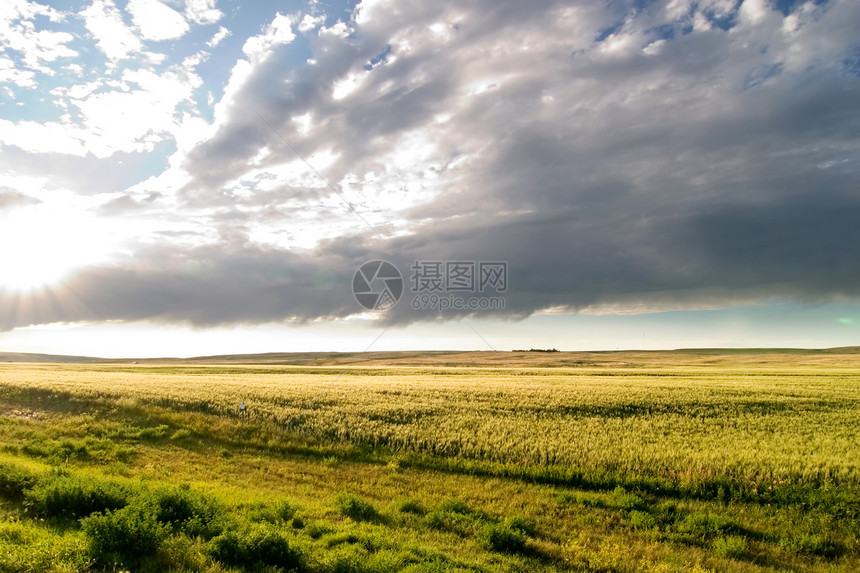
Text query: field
0 351 858 572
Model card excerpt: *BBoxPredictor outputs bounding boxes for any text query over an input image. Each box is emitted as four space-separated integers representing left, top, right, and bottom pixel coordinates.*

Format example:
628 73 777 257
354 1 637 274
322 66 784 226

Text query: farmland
0 351 858 571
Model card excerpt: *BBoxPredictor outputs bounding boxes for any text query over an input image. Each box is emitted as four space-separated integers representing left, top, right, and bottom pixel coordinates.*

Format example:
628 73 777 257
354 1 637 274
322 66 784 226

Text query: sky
0 0 859 357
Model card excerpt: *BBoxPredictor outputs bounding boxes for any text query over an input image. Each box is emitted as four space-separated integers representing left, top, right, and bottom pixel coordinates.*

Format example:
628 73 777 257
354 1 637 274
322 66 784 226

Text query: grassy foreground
0 355 857 571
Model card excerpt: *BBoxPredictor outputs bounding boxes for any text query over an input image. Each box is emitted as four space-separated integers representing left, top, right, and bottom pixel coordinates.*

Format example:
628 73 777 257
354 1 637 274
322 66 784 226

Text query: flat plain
0 350 858 572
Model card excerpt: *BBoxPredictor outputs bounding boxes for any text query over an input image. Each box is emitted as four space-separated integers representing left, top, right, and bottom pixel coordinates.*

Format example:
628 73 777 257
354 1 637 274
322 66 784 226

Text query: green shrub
555 490 607 508
249 499 297 524
778 533 836 556
305 521 335 539
611 486 645 510
334 493 380 522
137 425 169 441
434 499 472 515
147 484 227 539
324 528 385 552
425 500 483 536
0 463 37 502
207 526 305 570
478 522 526 553
675 512 736 538
25 473 129 519
0 520 91 572
629 510 657 530
81 503 169 565
713 535 748 559
503 515 535 536
393 498 426 516
155 534 207 571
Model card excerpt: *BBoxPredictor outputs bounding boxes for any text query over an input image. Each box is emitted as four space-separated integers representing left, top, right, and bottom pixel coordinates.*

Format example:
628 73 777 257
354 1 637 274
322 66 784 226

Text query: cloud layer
1 0 859 330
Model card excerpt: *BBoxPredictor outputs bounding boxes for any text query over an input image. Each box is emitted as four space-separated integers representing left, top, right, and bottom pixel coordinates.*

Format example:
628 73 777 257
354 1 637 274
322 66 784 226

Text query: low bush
249 499 297 524
334 493 380 522
778 533 837 556
207 526 305 570
25 473 129 520
675 512 736 538
0 463 37 502
81 503 169 566
147 484 227 539
478 521 527 553
393 498 426 516
713 535 748 559
629 510 657 530
503 515 536 537
425 499 482 536
610 486 645 511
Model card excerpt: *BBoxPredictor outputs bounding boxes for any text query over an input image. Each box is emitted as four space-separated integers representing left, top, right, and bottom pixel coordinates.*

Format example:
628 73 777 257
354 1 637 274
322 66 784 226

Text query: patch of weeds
169 428 193 441
136 425 170 441
81 502 169 567
0 520 92 572
249 499 297 524
393 498 426 516
155 534 207 571
305 520 336 539
554 490 606 508
0 462 37 502
713 535 748 559
503 515 535 536
675 512 736 538
324 527 387 553
334 493 380 522
25 472 130 520
425 499 483 537
207 525 305 570
103 461 131 477
610 486 645 511
778 533 838 557
478 521 527 553
629 510 657 530
146 484 228 539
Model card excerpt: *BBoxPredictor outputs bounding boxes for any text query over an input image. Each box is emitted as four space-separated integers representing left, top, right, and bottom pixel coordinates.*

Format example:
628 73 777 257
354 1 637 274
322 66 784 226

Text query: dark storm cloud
0 241 360 331
3 0 860 331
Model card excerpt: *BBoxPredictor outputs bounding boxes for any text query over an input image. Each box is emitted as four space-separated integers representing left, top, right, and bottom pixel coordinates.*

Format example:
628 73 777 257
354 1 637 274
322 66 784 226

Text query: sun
0 204 111 293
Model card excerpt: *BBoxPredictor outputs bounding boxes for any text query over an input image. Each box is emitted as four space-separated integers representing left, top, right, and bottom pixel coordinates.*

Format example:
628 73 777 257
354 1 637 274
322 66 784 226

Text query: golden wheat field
0 353 858 572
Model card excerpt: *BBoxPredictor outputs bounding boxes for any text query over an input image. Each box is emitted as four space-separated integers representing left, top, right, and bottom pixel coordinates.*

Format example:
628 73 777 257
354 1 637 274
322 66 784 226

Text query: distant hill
0 352 103 363
1 347 860 368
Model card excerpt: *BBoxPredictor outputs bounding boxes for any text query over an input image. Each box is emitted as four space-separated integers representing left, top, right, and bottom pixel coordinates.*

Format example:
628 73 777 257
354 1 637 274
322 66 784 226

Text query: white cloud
3 61 201 158
0 119 88 156
127 0 189 41
242 13 296 62
739 0 770 24
184 0 222 25
298 14 325 33
0 55 36 87
331 71 366 100
0 0 77 75
81 0 142 65
206 25 230 48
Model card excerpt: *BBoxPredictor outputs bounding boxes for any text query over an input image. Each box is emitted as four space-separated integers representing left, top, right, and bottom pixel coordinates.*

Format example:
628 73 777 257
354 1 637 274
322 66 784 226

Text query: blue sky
0 0 858 357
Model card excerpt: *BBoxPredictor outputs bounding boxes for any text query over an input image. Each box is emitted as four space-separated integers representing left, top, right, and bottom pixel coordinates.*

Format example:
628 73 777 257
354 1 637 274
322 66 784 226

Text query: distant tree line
512 348 560 353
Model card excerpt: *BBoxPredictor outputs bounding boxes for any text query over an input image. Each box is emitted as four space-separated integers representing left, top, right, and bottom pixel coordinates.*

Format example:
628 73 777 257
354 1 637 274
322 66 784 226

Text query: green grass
0 360 857 571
